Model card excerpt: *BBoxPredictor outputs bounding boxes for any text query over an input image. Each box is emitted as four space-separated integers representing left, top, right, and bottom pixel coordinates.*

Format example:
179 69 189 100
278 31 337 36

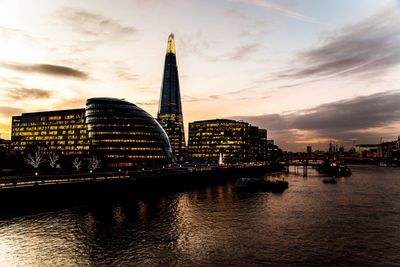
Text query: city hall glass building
85 98 173 168
188 119 268 163
11 98 173 169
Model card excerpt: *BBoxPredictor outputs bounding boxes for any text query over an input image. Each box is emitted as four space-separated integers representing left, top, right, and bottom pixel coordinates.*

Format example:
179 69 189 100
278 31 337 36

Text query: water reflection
0 166 399 266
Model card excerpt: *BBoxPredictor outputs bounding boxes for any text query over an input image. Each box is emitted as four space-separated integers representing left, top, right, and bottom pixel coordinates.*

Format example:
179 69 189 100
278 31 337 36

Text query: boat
235 177 288 192
323 177 337 184
379 161 388 167
318 159 352 177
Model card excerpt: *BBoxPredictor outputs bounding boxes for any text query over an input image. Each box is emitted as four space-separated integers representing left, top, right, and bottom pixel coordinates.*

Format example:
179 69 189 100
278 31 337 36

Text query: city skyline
1 0 400 151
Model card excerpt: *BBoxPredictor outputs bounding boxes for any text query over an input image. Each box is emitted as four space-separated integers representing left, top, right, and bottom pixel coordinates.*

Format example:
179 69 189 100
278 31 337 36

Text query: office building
12 109 89 155
157 33 186 161
188 119 268 163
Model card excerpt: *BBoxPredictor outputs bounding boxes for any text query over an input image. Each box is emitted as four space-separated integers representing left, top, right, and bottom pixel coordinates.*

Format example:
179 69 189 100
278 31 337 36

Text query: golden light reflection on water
113 205 125 226
138 200 147 223
1 167 399 266
83 212 95 238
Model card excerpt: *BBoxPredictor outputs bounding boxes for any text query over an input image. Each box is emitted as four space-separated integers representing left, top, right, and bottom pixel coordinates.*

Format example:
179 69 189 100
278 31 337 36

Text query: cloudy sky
0 0 399 151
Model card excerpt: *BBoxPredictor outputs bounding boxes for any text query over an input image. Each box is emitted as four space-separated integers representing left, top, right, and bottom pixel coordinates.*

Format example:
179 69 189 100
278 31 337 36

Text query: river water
0 165 399 266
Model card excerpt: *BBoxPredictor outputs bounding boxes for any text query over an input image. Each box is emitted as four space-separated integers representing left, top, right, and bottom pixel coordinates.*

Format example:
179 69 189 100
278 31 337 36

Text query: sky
0 0 400 151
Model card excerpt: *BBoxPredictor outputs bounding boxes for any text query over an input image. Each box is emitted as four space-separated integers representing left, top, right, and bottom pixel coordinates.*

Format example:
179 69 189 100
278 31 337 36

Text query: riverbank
0 163 283 211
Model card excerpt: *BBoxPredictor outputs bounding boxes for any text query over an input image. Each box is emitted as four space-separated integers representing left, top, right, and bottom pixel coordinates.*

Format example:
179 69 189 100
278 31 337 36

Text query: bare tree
72 157 82 172
48 152 59 169
24 146 46 169
88 156 101 172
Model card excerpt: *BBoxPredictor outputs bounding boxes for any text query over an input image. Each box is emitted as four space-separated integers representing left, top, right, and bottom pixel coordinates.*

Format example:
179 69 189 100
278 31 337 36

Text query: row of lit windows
92 139 159 143
191 153 239 158
14 140 88 146
189 146 242 150
14 145 89 151
104 155 166 159
94 147 163 151
13 120 85 127
87 123 156 128
13 135 87 141
205 123 247 127
13 130 86 136
190 141 245 145
86 116 149 122
89 131 159 136
190 126 247 131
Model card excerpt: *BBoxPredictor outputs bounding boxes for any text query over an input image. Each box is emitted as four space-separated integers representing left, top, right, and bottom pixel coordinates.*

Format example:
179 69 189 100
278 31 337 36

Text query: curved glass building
85 98 173 168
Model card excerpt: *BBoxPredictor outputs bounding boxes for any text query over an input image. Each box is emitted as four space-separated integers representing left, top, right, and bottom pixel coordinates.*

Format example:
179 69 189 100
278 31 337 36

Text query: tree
48 152 59 169
24 146 46 169
88 156 101 172
72 157 82 172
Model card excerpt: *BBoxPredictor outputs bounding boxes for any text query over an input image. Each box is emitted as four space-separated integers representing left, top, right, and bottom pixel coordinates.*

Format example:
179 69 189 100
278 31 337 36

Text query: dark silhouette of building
157 33 185 161
378 137 400 163
188 119 268 163
0 138 11 169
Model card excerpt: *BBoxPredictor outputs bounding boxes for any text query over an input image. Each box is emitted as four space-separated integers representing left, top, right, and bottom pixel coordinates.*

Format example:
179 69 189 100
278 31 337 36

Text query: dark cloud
233 91 400 151
0 106 24 117
4 87 53 100
278 7 400 80
58 8 136 38
290 91 400 132
2 63 88 79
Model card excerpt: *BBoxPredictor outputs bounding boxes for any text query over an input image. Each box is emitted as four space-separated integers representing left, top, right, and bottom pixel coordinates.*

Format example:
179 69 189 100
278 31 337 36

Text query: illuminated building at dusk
157 33 186 161
11 98 173 169
85 98 173 168
188 119 268 163
11 109 90 155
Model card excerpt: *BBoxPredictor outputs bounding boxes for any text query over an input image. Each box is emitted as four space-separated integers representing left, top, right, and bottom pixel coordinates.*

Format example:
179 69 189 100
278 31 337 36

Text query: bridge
283 159 324 177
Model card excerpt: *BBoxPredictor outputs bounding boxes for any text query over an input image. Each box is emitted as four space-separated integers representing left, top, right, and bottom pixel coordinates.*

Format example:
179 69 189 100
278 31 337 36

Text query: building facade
11 98 173 169
378 137 400 162
85 98 173 168
188 119 268 163
11 109 90 155
353 144 379 158
157 33 186 161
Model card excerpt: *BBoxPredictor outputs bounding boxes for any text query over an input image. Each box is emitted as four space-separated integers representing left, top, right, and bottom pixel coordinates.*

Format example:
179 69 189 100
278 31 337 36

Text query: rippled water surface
1 165 400 266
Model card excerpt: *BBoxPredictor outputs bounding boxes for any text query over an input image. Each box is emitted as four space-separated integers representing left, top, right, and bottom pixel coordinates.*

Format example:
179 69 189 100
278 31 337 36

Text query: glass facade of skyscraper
85 98 173 168
157 33 186 161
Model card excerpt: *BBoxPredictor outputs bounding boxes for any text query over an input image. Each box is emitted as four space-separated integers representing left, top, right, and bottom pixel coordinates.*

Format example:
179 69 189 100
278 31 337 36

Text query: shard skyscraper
157 33 185 161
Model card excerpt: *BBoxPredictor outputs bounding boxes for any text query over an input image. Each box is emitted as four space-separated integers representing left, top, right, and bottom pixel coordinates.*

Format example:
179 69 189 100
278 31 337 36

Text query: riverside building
11 98 173 169
188 119 268 163
11 109 89 155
